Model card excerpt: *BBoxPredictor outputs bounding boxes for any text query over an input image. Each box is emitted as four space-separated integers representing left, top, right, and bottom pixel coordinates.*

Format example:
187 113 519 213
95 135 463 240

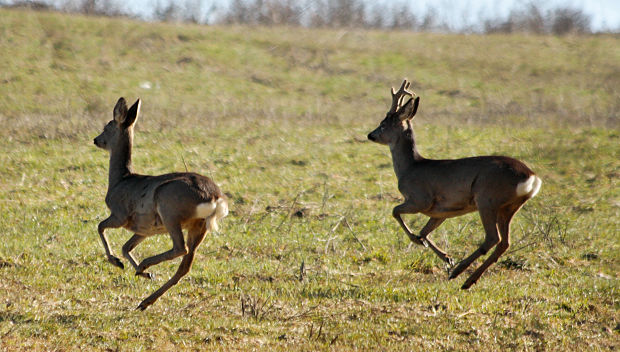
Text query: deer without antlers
93 97 228 310
367 79 541 289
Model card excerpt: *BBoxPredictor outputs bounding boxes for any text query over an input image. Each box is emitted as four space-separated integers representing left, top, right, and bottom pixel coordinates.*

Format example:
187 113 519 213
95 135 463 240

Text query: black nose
367 133 375 141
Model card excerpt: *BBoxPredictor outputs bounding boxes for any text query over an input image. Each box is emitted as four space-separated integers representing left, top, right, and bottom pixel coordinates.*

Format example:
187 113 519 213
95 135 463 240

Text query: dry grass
0 8 618 351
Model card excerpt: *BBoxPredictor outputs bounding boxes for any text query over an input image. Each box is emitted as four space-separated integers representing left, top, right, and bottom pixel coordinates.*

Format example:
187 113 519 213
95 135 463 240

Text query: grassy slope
0 9 618 351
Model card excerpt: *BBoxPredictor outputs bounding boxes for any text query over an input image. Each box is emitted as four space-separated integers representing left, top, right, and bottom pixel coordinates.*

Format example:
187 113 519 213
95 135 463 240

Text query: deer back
105 172 224 236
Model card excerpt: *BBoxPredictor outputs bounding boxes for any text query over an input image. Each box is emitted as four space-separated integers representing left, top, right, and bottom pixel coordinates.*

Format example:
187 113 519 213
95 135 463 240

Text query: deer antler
389 79 415 114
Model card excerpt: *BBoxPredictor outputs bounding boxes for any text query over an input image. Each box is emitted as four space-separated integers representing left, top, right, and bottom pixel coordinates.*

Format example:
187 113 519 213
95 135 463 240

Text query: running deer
367 79 541 289
93 97 228 310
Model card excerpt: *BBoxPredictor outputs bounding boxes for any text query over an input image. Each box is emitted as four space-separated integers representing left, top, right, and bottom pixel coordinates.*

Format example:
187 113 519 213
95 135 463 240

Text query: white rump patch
195 198 229 232
195 201 217 218
203 198 229 232
215 198 229 219
516 175 542 198
530 176 542 198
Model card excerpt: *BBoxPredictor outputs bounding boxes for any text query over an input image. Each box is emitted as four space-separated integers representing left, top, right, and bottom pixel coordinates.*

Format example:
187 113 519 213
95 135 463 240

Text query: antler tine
389 79 415 113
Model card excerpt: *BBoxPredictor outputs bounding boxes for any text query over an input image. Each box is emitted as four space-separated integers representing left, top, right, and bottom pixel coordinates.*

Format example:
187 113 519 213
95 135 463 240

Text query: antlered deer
367 79 541 289
93 97 228 310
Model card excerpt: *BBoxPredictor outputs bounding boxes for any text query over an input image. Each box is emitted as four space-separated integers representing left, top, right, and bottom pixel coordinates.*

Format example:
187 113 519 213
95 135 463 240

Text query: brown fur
368 79 541 289
94 97 228 310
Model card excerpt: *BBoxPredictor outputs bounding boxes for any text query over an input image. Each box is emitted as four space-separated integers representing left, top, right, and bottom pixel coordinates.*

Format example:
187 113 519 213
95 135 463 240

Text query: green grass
0 8 618 351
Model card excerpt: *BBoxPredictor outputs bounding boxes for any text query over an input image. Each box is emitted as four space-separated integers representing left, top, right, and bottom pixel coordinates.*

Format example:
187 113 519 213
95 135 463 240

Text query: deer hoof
136 271 154 280
446 257 455 267
407 234 424 246
461 280 474 290
448 267 460 280
136 261 149 273
420 238 430 248
137 297 156 311
448 260 469 280
107 256 124 269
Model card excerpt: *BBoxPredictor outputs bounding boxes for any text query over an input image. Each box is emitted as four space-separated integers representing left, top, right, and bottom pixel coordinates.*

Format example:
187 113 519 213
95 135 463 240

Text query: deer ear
122 99 141 128
113 97 128 124
399 96 420 120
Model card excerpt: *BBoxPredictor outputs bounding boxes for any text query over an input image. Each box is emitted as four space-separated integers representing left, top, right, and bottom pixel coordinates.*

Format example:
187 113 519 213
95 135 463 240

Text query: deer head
367 79 420 145
94 97 141 151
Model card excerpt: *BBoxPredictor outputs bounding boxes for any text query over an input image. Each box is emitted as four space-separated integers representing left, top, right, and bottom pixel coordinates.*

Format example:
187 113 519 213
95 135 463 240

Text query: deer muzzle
93 137 104 148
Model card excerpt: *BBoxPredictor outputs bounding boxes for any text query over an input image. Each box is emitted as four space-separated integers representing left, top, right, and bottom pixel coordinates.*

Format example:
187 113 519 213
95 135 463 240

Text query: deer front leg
98 215 126 270
419 217 454 266
392 203 426 246
121 234 154 280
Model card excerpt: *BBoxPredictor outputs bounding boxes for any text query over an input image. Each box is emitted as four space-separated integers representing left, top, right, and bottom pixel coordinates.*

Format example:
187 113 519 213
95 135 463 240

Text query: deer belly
124 212 167 236
423 202 477 218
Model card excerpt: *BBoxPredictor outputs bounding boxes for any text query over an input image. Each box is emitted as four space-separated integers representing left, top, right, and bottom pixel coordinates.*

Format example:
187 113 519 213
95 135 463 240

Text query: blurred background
2 0 619 34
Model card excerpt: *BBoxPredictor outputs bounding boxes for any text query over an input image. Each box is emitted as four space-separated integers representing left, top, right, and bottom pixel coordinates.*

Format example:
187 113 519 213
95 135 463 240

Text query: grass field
0 8 618 351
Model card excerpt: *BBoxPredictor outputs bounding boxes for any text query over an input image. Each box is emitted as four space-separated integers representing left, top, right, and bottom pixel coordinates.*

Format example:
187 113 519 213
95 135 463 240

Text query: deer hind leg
449 206 500 281
392 202 426 246
136 218 188 275
98 215 126 270
138 219 208 310
461 201 524 289
419 217 454 266
121 234 153 280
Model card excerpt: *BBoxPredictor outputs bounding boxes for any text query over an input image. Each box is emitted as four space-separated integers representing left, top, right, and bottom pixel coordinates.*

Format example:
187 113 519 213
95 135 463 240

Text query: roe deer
367 79 541 289
93 97 228 310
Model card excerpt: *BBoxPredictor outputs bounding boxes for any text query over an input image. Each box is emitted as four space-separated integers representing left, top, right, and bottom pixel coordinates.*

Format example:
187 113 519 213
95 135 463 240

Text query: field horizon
0 8 618 351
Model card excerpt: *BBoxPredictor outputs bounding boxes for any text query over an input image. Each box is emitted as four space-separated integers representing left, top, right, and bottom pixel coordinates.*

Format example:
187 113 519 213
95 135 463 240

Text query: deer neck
108 130 133 188
389 123 424 179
